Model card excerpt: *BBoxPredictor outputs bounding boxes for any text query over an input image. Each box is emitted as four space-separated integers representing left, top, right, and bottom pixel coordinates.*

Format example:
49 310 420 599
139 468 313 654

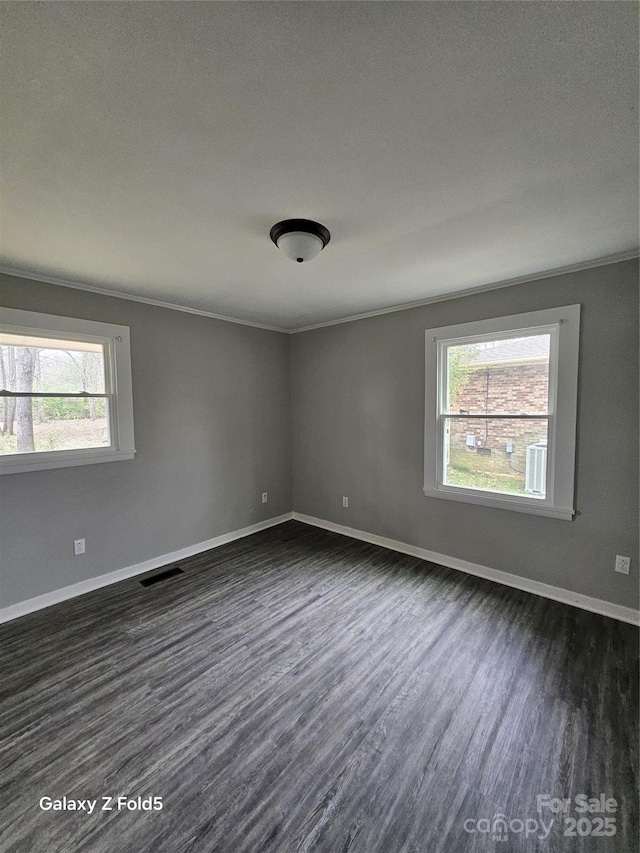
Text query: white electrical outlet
73 538 86 556
261 492 268 504
615 555 631 575
342 496 349 508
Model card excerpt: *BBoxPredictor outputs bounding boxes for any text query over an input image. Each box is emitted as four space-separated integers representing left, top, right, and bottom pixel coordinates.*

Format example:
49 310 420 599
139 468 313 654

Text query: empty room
0 2 638 852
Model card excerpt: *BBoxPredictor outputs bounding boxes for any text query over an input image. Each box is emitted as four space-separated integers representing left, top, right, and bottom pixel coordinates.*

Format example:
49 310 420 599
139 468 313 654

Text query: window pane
0 334 106 395
446 334 550 415
0 397 110 455
443 417 549 498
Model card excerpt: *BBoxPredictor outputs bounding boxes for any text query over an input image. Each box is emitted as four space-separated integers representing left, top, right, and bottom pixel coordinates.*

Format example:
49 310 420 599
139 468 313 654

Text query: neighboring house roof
468 336 550 367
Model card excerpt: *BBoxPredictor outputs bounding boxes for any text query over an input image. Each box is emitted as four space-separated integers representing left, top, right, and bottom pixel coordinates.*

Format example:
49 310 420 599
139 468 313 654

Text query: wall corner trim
0 513 294 624
292 513 640 626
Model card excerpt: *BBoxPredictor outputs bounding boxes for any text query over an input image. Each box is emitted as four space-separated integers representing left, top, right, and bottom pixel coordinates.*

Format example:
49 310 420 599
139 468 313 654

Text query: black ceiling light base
270 219 331 263
269 219 330 246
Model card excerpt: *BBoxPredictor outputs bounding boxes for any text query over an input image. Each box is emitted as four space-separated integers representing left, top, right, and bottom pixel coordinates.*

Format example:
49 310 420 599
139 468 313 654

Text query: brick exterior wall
449 362 548 471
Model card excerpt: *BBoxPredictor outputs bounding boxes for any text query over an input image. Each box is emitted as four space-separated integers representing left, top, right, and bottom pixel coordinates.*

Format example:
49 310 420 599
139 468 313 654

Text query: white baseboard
293 512 640 626
0 513 294 624
4 511 637 627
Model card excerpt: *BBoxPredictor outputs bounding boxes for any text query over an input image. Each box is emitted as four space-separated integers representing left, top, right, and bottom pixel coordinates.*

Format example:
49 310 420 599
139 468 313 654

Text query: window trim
424 305 580 520
0 308 135 475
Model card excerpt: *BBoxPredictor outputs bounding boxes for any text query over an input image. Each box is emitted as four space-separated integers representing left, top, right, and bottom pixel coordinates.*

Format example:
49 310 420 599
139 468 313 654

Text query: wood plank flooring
0 521 637 852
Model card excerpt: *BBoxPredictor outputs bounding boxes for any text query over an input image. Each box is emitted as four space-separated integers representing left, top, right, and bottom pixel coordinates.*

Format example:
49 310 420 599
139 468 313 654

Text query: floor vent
140 567 184 587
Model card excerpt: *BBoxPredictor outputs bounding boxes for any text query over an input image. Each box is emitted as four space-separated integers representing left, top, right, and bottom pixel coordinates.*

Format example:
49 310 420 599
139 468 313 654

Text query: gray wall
0 274 292 608
291 259 639 609
2 260 638 614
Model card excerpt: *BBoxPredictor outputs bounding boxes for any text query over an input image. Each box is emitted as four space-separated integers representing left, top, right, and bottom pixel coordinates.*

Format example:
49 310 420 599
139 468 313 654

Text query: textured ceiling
1 1 638 331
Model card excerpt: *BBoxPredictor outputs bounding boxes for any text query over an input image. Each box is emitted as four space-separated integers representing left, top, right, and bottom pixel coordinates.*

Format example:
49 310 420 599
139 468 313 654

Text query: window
0 308 135 474
424 305 580 520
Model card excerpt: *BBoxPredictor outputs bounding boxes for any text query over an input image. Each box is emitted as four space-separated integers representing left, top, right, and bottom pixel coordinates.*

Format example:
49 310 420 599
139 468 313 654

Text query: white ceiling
1 1 638 331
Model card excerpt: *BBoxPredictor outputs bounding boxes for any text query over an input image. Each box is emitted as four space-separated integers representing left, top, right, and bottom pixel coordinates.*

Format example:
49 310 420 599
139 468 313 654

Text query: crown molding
0 266 290 334
1 249 637 336
289 250 639 333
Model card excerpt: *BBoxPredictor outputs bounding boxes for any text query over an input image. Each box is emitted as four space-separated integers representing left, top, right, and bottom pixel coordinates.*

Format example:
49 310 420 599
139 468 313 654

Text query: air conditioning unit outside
525 440 547 495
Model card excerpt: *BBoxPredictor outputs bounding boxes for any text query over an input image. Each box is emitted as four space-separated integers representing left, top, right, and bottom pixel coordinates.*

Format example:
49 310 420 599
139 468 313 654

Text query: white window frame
0 308 135 475
424 304 580 520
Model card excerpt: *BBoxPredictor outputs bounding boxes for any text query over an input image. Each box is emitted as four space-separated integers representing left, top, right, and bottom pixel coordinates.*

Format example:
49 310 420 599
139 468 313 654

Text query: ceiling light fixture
270 219 330 263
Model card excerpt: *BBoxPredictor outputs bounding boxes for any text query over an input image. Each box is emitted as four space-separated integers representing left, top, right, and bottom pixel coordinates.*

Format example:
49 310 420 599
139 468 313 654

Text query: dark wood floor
1 521 637 852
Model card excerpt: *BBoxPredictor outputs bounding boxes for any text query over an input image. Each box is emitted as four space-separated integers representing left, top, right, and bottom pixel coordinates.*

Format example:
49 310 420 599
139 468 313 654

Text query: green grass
0 417 108 455
446 456 527 495
0 433 17 454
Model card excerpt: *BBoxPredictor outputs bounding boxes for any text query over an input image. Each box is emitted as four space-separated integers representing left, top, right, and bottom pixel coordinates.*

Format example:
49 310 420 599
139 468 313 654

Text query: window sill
422 486 575 520
0 448 136 475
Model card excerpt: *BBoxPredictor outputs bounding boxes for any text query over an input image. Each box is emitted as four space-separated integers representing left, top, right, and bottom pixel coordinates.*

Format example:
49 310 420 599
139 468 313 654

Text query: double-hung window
424 305 580 520
0 308 135 474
